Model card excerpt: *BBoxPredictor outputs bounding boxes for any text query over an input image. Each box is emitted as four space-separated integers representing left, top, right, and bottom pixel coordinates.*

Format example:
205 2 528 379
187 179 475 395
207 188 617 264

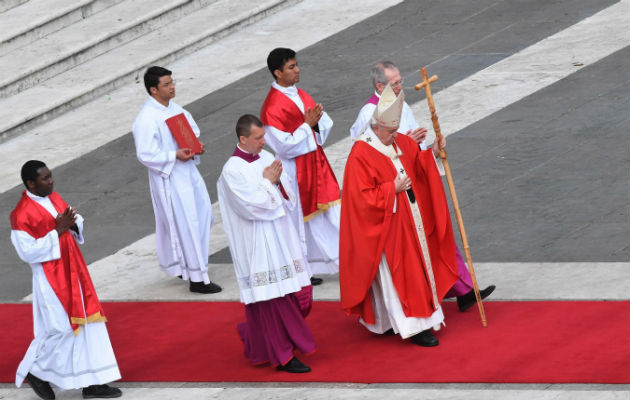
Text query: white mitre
372 83 404 128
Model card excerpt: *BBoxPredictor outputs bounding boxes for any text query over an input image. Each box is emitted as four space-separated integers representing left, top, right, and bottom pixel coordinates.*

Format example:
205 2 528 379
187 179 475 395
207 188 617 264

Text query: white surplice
349 92 428 150
11 191 120 389
263 82 340 275
217 149 311 304
132 97 213 283
356 127 444 339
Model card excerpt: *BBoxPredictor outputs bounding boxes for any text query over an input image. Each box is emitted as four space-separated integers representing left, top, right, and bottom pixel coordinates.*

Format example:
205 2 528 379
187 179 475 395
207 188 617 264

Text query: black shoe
310 277 323 286
82 384 122 398
276 357 311 373
410 329 439 347
25 373 55 400
189 281 222 294
383 328 396 336
457 285 496 312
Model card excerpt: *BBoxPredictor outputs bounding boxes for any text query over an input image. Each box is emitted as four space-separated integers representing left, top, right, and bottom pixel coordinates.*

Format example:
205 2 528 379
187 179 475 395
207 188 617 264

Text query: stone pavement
0 0 628 398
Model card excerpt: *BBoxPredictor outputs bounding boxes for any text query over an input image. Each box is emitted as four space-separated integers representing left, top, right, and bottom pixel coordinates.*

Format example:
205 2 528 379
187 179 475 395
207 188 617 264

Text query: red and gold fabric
260 87 340 221
10 191 106 334
339 134 459 324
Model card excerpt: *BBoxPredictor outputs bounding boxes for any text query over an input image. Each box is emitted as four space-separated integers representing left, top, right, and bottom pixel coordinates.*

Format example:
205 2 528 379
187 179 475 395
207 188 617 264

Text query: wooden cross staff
415 67 488 327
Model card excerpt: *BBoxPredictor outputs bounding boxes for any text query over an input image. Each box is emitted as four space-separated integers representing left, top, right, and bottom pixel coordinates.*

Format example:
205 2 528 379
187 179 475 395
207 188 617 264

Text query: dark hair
144 66 172 94
235 114 263 138
267 48 296 80
21 160 47 188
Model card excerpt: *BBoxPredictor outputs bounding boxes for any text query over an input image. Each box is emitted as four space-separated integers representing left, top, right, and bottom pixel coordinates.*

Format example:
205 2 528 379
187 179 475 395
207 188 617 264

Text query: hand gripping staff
415 67 488 327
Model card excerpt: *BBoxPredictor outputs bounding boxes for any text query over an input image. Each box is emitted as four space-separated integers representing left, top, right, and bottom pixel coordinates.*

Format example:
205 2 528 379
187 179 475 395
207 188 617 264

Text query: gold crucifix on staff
415 67 488 327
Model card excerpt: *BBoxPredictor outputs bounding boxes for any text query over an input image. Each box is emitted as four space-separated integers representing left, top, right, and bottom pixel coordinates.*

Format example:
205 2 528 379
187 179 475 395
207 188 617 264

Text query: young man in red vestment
260 48 341 286
340 85 460 347
10 160 122 399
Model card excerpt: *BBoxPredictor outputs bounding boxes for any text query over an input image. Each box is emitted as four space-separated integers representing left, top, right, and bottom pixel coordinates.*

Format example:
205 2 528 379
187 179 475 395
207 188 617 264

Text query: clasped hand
263 160 283 184
55 207 77 235
304 103 324 127
394 174 411 193
406 127 427 144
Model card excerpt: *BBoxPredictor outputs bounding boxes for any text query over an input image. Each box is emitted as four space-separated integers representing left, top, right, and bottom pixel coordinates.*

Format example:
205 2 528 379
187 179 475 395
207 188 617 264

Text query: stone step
0 0 28 14
0 0 125 55
0 0 213 97
0 0 296 142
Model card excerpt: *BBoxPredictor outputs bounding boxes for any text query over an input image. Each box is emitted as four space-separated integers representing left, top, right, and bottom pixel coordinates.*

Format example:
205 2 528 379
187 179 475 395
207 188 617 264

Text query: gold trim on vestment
358 129 440 309
71 311 108 335
303 199 342 222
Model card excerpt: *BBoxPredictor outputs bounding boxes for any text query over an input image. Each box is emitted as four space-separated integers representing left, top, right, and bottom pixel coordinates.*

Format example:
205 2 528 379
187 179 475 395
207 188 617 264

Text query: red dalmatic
260 86 340 221
339 134 459 323
10 191 106 334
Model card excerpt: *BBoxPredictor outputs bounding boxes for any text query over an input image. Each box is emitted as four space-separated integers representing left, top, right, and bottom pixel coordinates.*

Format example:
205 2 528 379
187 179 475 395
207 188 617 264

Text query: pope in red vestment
339 84 459 346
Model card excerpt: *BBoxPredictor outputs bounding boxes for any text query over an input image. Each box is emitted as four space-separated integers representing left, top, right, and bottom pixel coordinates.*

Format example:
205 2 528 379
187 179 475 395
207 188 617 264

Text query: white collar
236 144 254 154
356 126 402 160
26 190 48 202
148 96 171 110
272 81 298 96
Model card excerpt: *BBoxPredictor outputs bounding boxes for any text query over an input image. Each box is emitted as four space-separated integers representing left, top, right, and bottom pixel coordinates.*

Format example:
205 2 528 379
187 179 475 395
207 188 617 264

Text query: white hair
371 61 398 89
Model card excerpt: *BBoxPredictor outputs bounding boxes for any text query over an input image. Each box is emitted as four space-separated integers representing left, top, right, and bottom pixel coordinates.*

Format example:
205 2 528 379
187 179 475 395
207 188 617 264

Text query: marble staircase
0 0 298 142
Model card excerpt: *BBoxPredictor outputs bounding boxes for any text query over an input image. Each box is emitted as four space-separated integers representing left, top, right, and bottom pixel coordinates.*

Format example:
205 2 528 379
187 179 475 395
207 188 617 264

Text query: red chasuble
10 191 106 334
339 134 459 324
260 86 340 221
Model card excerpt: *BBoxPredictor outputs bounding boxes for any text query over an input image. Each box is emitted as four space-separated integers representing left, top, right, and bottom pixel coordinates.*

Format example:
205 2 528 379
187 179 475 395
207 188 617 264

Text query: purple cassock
364 93 474 298
232 146 316 367
237 291 316 366
445 247 474 297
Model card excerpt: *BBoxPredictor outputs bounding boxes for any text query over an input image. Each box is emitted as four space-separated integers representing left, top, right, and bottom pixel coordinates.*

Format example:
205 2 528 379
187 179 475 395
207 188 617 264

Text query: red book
165 113 202 155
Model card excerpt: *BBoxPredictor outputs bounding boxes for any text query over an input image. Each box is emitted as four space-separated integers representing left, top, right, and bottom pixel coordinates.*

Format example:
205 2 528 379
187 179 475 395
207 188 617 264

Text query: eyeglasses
390 78 403 88
159 80 176 88
380 78 404 88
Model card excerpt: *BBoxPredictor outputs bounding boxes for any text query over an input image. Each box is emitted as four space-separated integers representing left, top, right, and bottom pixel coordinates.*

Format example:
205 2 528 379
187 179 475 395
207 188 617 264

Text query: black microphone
406 188 416 203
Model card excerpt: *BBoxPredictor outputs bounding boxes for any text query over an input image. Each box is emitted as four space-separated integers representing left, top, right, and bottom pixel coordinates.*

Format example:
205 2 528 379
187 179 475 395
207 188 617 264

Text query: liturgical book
165 113 202 154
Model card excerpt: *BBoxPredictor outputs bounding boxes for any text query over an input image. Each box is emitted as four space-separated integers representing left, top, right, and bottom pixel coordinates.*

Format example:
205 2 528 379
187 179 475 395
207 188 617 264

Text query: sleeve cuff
72 214 85 244
261 179 283 208
433 152 445 176
49 229 61 260
302 123 318 150
161 151 177 177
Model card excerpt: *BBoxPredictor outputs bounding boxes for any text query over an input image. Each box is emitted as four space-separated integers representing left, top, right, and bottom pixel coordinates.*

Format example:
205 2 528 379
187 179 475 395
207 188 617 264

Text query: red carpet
1 301 628 383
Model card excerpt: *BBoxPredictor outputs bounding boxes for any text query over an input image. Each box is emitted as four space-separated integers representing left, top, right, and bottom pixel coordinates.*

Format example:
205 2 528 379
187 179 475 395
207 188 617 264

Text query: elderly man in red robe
340 84 459 347
350 60 495 312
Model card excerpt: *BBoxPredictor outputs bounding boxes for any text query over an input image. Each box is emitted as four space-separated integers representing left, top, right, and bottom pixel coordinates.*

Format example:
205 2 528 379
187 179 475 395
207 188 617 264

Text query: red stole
339 134 458 323
10 191 106 334
260 86 340 221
